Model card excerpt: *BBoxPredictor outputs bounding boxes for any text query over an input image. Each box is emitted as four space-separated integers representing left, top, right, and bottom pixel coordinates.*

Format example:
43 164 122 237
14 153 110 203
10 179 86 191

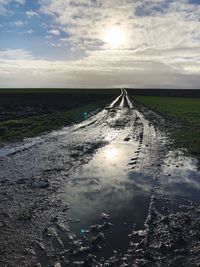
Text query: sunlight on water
105 147 118 159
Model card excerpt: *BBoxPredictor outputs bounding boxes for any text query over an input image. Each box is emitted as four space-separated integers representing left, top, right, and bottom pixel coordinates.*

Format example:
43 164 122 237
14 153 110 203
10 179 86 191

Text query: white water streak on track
0 89 158 176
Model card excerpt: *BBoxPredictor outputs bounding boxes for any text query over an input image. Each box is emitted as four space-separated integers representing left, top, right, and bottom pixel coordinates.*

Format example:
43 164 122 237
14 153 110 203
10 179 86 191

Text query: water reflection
160 150 200 202
105 147 118 159
63 142 152 257
63 141 200 259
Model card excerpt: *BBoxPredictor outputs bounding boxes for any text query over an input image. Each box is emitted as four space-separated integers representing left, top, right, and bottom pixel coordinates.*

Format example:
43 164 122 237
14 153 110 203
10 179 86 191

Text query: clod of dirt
54 262 62 267
101 212 110 221
124 137 131 142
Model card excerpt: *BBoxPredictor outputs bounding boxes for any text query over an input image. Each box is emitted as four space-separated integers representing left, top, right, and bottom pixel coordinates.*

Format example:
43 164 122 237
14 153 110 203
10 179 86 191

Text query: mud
0 89 199 267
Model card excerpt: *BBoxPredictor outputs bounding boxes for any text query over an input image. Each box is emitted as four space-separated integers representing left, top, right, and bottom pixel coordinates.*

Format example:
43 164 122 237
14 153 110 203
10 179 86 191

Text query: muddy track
0 89 199 267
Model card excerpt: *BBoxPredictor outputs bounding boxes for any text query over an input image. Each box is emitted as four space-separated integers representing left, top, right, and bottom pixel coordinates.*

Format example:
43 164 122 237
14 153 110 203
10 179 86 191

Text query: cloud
1 0 200 88
13 20 24 27
39 0 200 53
26 29 34 34
26 10 38 19
47 29 60 36
0 48 200 88
0 0 26 15
0 49 34 60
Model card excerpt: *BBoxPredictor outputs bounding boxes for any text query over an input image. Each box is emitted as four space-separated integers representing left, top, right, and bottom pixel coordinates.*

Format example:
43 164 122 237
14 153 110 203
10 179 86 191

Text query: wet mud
0 89 199 266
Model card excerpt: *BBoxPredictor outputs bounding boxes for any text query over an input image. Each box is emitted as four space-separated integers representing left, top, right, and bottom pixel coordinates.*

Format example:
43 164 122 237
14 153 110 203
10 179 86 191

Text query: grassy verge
133 96 200 166
0 100 105 143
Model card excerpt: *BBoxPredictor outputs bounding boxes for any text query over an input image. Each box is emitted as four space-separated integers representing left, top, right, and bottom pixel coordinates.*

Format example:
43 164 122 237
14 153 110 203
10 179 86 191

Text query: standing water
63 127 153 258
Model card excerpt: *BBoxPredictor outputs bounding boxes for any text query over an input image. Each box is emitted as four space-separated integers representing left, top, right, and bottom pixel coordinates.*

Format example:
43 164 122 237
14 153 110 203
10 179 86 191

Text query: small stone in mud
101 212 110 221
124 137 130 142
37 242 45 251
68 233 76 240
54 262 62 267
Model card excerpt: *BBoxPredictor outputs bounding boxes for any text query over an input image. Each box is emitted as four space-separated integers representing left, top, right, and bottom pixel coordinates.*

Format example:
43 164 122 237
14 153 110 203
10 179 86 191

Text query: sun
104 26 126 48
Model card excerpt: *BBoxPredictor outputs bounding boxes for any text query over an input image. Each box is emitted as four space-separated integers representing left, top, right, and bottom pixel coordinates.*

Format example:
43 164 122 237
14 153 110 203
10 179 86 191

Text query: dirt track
0 89 199 267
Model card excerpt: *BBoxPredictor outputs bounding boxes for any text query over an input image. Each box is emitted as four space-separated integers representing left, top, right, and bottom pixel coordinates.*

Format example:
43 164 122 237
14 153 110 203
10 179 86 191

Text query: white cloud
1 1 200 88
39 0 200 53
0 48 199 88
26 29 34 34
0 49 34 60
26 10 38 19
47 29 60 36
14 20 24 27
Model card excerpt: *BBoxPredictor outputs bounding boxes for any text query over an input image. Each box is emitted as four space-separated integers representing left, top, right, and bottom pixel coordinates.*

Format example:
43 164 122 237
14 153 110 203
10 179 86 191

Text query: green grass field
0 89 118 143
133 96 200 167
0 100 107 143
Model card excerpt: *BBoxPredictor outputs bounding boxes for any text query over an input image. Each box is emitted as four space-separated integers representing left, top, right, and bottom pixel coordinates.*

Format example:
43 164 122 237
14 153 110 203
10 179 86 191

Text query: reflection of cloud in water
161 149 200 202
63 141 153 237
128 171 153 192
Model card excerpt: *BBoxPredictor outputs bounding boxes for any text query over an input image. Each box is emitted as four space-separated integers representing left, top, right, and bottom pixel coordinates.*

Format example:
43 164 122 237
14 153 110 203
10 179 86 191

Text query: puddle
161 150 200 203
62 141 200 260
63 136 153 258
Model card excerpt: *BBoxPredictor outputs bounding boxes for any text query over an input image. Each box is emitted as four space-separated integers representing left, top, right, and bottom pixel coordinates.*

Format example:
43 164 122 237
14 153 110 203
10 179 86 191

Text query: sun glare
104 26 126 48
105 147 118 159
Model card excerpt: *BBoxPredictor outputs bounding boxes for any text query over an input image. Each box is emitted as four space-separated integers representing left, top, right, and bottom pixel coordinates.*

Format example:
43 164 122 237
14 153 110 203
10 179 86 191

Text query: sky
0 0 200 88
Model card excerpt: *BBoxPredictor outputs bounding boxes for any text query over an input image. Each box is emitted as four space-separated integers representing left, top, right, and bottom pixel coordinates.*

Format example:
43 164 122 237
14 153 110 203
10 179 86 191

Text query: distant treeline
127 89 200 98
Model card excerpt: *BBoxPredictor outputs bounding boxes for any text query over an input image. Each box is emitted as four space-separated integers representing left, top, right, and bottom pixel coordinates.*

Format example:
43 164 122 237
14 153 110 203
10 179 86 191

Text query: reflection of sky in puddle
161 150 200 202
63 142 152 256
105 147 118 159
63 141 200 258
